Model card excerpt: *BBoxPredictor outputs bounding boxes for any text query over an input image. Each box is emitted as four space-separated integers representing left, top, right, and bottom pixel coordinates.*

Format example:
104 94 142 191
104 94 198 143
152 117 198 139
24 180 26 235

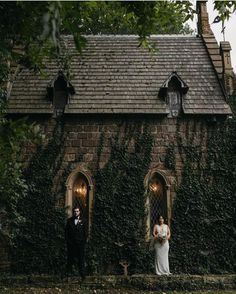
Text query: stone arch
144 169 171 239
66 166 94 236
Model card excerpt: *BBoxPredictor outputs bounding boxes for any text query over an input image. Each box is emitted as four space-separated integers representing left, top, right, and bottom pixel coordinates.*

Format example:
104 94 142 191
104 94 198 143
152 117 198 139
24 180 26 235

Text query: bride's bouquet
158 232 167 244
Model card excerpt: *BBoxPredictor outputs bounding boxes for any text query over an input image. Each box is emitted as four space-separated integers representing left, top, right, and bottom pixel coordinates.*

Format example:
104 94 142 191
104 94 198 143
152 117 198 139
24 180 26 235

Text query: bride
153 215 171 275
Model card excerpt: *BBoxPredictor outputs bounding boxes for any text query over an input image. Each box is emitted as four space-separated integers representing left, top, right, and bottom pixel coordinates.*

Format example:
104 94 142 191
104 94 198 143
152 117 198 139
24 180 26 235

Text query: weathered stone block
64 154 76 162
77 133 87 139
84 125 99 132
71 140 81 147
65 147 78 154
82 139 98 147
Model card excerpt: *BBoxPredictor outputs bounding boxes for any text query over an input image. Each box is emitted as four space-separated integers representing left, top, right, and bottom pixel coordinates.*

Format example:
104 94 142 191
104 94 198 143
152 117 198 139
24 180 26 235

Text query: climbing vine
8 96 236 275
12 118 67 274
87 123 154 274
171 113 236 274
165 143 176 171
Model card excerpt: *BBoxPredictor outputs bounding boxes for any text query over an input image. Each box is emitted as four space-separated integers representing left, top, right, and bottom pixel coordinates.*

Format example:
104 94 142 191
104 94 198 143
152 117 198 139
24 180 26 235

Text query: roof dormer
159 72 189 118
47 70 75 116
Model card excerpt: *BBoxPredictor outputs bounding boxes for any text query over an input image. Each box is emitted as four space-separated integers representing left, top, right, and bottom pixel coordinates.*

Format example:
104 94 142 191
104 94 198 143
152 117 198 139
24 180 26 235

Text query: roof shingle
7 35 231 115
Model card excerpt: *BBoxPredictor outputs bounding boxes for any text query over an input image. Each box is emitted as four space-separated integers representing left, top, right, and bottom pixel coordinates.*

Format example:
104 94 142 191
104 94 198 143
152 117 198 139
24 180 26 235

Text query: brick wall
37 114 211 207
0 114 213 271
14 114 213 207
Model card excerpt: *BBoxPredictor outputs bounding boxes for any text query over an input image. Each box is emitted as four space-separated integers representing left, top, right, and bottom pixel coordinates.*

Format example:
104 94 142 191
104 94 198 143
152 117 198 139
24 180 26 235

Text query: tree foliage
213 1 236 21
2 1 235 72
0 99 41 241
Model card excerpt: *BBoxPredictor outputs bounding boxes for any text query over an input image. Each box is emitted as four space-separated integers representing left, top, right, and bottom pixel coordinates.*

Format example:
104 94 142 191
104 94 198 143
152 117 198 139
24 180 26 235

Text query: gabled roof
7 35 231 115
158 71 189 99
46 70 75 101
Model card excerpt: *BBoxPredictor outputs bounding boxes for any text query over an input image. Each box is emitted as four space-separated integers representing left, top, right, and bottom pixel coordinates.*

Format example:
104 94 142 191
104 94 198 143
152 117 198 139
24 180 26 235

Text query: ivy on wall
11 119 67 274
87 123 154 274
165 143 176 171
171 115 236 274
8 102 236 275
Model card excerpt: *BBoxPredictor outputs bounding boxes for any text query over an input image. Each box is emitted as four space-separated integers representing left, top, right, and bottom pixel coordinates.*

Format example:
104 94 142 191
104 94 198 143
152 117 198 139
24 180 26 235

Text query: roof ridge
63 34 196 39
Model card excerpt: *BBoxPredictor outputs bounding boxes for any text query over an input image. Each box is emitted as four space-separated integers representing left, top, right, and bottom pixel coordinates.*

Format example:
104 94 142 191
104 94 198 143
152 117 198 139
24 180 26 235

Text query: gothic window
46 71 75 116
66 169 94 237
53 75 68 110
167 77 182 117
148 173 168 233
159 71 189 118
73 173 89 220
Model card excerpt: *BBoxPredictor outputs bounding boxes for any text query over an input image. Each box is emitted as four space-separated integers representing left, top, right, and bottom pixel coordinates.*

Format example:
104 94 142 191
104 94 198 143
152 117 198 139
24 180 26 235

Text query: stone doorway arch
144 169 171 239
66 167 94 237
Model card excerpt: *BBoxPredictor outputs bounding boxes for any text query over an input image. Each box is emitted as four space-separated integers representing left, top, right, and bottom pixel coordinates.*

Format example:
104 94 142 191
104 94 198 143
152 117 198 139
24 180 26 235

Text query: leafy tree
1 1 235 78
213 1 236 21
64 1 192 35
0 99 40 242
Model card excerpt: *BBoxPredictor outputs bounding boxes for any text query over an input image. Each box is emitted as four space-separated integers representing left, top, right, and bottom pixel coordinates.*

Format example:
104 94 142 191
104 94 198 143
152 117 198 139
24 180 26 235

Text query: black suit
65 216 86 278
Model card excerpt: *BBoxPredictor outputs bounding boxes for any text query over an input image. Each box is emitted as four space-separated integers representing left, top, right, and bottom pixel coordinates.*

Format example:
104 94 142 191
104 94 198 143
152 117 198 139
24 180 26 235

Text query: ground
0 275 235 293
0 288 236 294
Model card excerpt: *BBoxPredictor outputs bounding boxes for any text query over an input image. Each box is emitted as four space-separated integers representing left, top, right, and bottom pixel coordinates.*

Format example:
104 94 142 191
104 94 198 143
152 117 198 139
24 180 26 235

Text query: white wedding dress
154 224 170 275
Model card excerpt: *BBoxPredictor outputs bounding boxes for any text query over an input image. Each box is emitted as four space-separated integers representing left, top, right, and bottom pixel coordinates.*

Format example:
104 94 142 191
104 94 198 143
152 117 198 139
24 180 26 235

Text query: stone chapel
3 0 234 266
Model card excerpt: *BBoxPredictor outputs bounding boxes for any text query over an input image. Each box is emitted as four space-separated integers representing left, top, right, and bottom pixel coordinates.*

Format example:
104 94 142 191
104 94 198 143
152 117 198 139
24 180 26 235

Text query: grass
1 274 235 293
0 288 236 294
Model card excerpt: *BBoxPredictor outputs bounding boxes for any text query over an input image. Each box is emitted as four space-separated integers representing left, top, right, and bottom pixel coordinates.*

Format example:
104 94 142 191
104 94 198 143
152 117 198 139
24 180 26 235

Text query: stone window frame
65 166 94 237
144 169 171 240
159 71 189 118
46 70 75 116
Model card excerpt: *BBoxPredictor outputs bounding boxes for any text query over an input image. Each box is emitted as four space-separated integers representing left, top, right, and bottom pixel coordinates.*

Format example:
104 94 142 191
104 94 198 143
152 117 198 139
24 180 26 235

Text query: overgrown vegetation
11 119 66 274
0 99 40 245
6 109 236 275
87 124 153 275
171 106 236 273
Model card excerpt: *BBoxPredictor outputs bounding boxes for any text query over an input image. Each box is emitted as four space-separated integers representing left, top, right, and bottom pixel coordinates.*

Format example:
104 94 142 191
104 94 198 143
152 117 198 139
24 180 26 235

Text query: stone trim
144 169 171 240
65 165 94 237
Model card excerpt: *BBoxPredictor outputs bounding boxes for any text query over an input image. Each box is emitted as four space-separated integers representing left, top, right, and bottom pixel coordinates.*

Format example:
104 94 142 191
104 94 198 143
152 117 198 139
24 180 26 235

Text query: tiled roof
7 35 231 115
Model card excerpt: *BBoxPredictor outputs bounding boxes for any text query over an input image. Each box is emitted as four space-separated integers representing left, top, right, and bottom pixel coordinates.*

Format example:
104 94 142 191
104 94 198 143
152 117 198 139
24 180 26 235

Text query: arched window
46 70 75 116
159 71 189 118
53 75 68 110
73 173 89 220
149 173 167 231
145 170 170 239
166 76 183 118
66 168 94 237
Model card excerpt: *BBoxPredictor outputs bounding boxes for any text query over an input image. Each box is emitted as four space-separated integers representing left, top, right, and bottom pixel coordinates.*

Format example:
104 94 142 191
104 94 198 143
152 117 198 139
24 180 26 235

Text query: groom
65 206 86 280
